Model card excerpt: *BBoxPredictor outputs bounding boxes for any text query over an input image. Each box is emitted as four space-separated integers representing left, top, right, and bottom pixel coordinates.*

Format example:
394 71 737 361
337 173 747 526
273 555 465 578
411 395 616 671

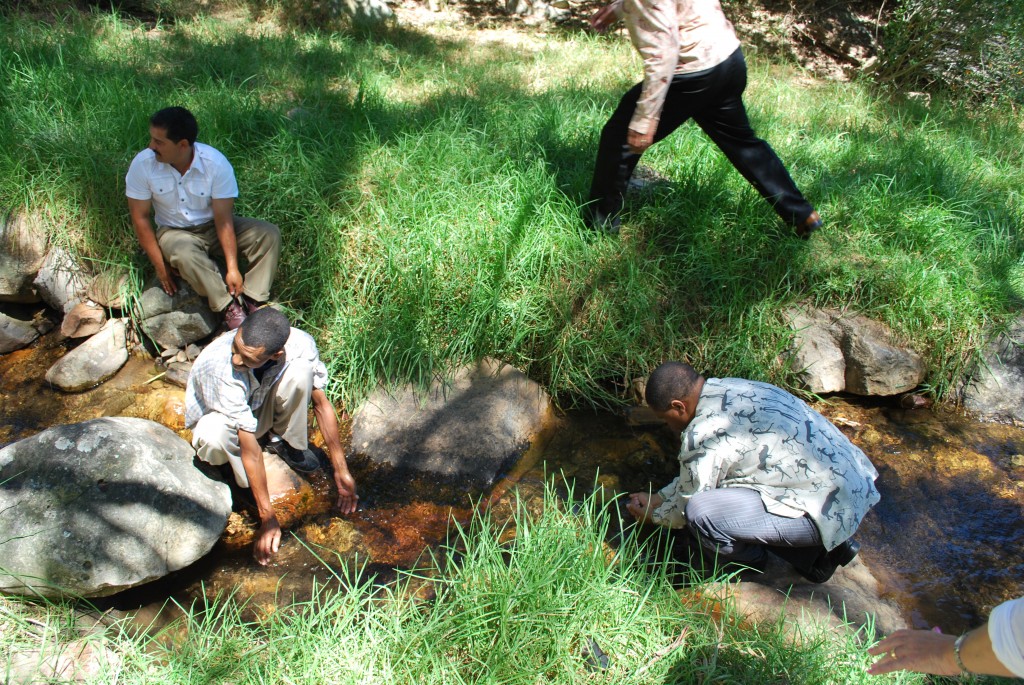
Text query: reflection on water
2 333 1022 633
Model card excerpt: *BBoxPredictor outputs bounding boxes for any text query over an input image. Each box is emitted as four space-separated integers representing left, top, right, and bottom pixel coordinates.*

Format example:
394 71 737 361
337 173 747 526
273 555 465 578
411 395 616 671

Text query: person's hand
253 516 282 566
867 629 960 677
626 492 663 523
628 129 655 154
224 268 244 298
334 468 359 514
589 4 618 32
155 263 179 297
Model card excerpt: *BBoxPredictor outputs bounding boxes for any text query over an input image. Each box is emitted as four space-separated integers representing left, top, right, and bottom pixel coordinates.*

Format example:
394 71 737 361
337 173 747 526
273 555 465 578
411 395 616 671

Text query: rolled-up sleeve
990 597 1024 678
624 0 679 135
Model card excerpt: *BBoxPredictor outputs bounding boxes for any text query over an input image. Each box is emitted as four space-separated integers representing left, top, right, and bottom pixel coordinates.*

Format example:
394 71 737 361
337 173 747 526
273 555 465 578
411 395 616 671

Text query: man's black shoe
796 538 860 584
265 439 321 474
584 206 621 234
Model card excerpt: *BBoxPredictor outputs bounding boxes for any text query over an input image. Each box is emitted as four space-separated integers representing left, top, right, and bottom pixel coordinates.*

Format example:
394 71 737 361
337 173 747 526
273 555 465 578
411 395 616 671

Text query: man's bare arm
212 197 242 298
311 388 359 514
127 197 177 296
238 429 281 565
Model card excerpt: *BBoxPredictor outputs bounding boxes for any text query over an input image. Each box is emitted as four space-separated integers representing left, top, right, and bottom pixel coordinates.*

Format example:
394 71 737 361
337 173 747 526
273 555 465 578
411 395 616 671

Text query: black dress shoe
795 210 823 239
796 538 860 584
265 439 321 474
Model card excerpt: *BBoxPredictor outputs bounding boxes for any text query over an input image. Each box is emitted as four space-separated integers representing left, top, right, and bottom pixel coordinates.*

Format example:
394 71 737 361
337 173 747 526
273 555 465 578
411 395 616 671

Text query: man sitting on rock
126 106 280 330
186 306 358 564
627 361 880 582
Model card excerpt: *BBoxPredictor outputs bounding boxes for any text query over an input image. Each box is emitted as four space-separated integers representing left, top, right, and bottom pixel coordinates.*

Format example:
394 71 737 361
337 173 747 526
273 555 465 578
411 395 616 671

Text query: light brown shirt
610 0 741 134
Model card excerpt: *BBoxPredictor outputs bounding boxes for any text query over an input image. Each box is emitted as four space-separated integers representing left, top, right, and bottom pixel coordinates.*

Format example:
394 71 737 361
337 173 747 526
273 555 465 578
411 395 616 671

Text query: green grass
1 7 1022 406
1 482 933 684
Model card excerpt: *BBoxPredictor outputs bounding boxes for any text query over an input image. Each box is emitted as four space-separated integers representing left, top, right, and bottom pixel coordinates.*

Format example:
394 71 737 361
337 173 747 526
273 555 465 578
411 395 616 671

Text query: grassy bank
1 7 1022 406
2 484 924 684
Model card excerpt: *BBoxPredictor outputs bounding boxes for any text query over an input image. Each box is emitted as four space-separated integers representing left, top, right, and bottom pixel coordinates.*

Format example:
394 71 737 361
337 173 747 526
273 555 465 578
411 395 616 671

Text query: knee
192 413 238 456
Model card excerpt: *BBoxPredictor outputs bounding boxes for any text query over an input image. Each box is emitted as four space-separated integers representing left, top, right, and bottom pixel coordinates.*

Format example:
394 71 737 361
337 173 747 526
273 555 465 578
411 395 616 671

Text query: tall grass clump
3 483 934 683
0 7 1022 405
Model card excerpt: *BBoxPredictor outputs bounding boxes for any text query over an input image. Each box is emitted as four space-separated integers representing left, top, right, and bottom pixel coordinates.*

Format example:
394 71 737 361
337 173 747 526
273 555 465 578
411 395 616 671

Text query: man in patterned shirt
186 307 358 565
628 361 879 582
586 0 822 237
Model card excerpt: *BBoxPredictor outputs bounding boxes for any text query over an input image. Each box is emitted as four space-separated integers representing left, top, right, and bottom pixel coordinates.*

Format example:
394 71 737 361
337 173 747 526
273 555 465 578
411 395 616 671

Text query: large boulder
352 358 553 493
0 417 232 598
785 306 926 396
0 312 39 354
44 318 129 392
0 210 47 303
33 246 90 314
136 280 218 350
961 315 1024 423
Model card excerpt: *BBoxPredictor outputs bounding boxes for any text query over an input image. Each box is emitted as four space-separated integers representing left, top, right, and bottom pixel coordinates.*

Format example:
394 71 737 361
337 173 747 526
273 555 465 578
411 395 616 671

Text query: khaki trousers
191 360 315 488
156 216 280 312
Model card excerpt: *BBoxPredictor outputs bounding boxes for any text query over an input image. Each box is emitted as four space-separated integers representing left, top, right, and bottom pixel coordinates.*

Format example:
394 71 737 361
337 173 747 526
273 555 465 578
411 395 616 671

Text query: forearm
129 211 165 270
215 218 239 272
238 430 276 523
312 389 350 473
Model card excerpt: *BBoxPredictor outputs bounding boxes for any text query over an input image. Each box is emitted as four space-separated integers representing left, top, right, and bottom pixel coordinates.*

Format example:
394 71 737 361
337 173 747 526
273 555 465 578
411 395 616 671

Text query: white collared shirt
125 142 239 228
990 597 1024 678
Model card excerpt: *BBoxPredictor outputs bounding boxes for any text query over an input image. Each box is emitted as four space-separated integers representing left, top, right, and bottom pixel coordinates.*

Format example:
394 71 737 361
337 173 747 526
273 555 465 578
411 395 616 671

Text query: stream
1 329 1022 636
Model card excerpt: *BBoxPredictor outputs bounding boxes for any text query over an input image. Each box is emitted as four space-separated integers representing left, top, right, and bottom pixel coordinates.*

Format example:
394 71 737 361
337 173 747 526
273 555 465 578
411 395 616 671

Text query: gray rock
60 301 107 339
45 319 129 392
33 246 90 314
86 271 129 309
784 306 926 396
352 358 553 491
0 210 47 303
838 315 926 396
962 316 1024 423
185 343 202 361
0 312 39 354
164 361 192 388
785 307 846 394
0 417 232 598
340 0 393 24
136 281 218 350
722 552 907 641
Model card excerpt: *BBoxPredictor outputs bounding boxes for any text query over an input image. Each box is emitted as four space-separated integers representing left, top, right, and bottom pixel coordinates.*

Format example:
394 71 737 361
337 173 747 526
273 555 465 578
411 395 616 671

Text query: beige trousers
156 215 281 312
192 360 315 488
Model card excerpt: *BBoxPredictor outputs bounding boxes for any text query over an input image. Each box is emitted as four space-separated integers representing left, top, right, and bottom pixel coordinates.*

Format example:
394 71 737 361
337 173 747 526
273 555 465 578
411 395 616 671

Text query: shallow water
2 331 1022 633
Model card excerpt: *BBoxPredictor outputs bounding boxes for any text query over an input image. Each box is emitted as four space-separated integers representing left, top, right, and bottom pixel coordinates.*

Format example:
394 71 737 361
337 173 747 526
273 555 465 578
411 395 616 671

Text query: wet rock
716 552 907 640
962 315 1024 424
60 301 107 339
136 280 218 350
86 271 129 309
0 417 232 599
784 306 926 396
0 210 47 303
33 246 90 314
352 358 554 493
164 361 192 388
45 318 129 392
0 311 39 354
159 395 187 431
264 450 318 528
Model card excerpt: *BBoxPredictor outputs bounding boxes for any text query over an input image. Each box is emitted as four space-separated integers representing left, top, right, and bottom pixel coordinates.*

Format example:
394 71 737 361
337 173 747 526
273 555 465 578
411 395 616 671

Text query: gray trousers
191 360 315 488
685 487 823 568
156 215 280 312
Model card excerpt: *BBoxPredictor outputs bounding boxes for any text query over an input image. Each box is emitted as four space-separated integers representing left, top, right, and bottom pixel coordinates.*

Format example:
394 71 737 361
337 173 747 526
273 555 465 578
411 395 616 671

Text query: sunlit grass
0 8 1021 406
0 483 931 684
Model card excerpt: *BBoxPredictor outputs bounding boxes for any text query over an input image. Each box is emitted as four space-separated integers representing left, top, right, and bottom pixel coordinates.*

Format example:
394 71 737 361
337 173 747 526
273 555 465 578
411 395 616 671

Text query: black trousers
588 47 816 226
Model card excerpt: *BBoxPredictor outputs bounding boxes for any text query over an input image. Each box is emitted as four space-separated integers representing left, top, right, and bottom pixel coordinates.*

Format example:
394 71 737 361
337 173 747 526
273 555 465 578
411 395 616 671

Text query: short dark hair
645 361 702 412
150 106 198 145
239 307 290 354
